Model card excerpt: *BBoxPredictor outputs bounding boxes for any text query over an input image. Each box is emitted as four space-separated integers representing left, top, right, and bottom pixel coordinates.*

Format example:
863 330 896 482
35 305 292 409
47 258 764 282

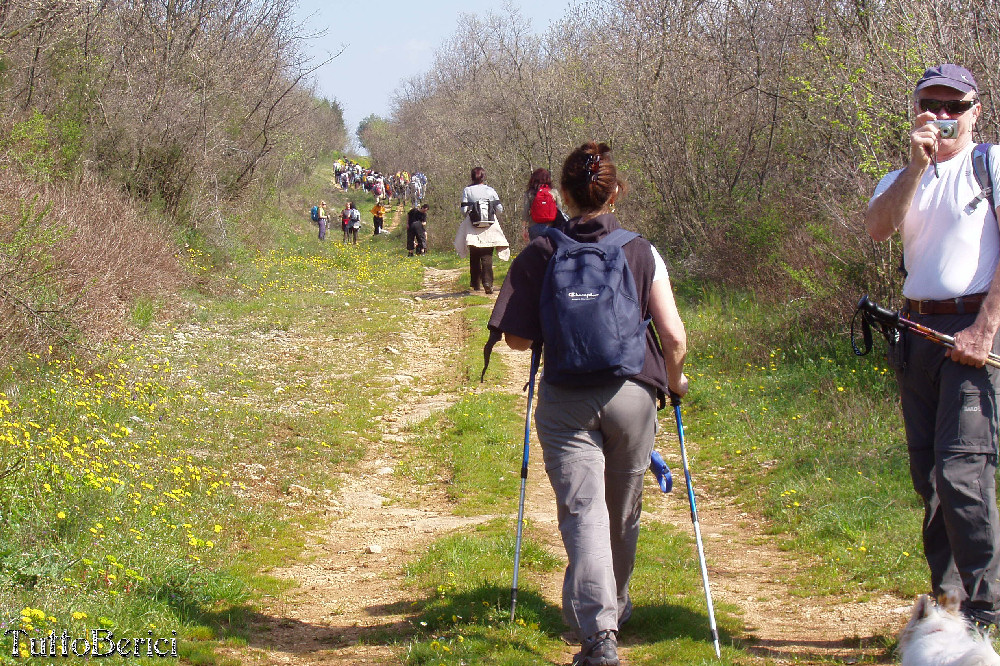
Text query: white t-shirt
651 245 668 283
871 144 1000 300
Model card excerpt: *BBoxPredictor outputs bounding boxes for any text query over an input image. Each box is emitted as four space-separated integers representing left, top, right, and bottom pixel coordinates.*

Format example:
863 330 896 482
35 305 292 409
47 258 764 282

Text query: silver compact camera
931 119 958 139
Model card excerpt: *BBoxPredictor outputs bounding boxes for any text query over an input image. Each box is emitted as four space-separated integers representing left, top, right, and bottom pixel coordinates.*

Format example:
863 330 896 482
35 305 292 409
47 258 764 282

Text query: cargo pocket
958 388 997 453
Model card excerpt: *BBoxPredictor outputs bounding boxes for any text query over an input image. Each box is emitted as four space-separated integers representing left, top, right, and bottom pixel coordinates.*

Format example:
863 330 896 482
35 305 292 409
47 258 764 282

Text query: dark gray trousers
895 311 1000 623
469 245 494 291
534 379 657 641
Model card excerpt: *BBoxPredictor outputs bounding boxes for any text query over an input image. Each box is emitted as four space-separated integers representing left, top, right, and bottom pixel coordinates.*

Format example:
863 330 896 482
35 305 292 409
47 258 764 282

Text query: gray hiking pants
534 379 657 641
895 311 1000 624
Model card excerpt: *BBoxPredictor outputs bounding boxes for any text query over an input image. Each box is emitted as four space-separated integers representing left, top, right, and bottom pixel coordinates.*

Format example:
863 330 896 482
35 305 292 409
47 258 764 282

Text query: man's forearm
972 260 1000 340
866 164 925 242
950 242 1000 366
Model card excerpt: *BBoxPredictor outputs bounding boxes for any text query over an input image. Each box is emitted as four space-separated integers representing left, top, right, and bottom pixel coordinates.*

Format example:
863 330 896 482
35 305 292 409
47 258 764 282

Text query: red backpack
529 185 558 223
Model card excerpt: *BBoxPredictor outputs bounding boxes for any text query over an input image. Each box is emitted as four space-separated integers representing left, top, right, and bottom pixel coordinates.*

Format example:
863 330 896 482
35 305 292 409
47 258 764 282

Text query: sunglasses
918 98 978 115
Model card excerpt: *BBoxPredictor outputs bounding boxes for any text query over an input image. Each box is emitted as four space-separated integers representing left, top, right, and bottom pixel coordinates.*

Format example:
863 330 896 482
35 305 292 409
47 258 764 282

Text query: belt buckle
917 299 932 315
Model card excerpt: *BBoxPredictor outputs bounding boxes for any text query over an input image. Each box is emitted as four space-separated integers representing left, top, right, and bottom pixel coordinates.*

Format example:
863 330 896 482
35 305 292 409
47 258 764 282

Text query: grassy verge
679 288 923 598
0 164 446 663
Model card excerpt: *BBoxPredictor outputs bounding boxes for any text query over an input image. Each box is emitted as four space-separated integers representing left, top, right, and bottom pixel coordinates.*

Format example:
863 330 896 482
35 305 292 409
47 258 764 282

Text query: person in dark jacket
488 142 688 666
407 204 428 256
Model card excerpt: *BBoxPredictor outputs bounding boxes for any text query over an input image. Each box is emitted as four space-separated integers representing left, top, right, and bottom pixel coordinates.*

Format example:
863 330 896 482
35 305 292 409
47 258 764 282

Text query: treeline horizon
360 0 1000 328
0 0 349 363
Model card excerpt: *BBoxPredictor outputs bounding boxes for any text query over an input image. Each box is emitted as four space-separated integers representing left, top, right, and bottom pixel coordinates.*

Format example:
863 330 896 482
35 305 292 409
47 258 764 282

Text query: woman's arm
649 278 688 396
504 332 532 351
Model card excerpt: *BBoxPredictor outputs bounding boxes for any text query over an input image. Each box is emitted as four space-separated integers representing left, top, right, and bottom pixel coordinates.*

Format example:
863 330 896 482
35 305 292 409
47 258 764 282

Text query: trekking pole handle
669 390 682 407
857 294 900 328
861 294 1000 370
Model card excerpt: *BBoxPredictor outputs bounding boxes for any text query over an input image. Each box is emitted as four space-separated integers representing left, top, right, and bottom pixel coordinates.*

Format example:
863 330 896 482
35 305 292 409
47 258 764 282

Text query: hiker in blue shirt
487 142 688 666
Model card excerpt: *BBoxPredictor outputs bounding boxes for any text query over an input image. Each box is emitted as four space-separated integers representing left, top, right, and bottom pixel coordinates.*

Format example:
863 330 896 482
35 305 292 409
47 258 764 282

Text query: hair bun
585 155 601 182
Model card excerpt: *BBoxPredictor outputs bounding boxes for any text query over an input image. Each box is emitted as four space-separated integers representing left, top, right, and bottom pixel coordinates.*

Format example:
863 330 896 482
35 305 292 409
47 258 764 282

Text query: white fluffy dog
898 592 1000 666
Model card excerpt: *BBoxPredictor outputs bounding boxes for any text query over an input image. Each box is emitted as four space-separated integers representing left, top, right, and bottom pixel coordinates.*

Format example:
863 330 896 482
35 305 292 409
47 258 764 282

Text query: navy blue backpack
539 227 650 385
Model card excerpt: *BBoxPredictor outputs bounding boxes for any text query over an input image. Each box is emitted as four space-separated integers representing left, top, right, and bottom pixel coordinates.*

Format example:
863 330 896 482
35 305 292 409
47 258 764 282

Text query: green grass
680 287 924 597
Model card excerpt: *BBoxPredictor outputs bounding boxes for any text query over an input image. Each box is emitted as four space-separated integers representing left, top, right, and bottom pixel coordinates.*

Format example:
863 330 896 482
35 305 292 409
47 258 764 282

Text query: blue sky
292 0 574 150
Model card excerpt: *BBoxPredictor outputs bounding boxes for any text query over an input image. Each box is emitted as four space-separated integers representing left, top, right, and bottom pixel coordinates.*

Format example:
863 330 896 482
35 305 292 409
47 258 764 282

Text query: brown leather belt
904 292 987 315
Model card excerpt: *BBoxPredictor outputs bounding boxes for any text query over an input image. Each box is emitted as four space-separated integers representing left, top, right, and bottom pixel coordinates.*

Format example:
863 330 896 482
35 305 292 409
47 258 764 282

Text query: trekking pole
671 392 722 659
510 345 542 623
855 295 1000 369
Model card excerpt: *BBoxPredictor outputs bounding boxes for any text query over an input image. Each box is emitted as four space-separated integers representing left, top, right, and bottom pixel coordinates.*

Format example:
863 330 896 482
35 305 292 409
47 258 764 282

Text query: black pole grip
857 294 900 328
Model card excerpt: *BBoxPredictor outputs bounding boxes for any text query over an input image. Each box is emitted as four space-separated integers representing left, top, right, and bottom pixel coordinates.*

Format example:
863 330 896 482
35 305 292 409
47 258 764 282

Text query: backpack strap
542 226 575 248
480 328 503 383
480 328 541 383
967 143 996 215
599 228 641 248
542 226 640 248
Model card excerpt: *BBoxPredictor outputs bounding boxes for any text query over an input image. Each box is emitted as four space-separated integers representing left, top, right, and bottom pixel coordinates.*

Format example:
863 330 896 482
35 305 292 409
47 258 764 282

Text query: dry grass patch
0 168 189 363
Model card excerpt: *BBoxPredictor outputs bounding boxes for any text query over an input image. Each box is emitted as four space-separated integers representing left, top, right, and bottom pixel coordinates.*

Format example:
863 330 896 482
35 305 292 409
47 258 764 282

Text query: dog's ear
912 594 932 620
936 589 962 613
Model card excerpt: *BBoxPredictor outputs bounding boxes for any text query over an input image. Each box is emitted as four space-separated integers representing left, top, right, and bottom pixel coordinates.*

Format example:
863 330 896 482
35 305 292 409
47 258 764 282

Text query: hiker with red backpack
487 142 689 666
521 167 566 243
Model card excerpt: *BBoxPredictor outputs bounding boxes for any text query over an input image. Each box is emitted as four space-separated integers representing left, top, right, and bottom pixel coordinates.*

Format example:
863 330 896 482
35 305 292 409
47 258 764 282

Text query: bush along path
1 180 925 666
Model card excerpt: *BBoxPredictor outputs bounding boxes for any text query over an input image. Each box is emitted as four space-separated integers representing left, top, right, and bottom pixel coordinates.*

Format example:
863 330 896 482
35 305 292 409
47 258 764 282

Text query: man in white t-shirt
866 63 1000 632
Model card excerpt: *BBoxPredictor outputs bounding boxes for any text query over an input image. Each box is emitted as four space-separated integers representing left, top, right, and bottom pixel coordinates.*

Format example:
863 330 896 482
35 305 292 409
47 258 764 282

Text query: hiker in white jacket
454 167 509 294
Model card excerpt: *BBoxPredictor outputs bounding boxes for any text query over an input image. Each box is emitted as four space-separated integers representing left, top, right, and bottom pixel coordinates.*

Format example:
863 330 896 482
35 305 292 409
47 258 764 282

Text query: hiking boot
573 630 619 666
484 285 493 295
970 619 994 640
963 606 998 639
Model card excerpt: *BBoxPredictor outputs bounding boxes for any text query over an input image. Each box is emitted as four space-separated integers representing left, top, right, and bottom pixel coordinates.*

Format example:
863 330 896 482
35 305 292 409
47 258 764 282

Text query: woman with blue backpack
487 142 689 666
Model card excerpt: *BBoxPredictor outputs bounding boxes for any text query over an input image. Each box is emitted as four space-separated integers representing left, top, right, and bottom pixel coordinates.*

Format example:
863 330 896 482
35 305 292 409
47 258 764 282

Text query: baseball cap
914 64 979 94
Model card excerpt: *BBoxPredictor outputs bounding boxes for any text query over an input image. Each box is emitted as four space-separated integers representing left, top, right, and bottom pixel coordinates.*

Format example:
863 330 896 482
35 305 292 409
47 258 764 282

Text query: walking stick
672 392 722 659
510 345 542 622
854 295 1000 369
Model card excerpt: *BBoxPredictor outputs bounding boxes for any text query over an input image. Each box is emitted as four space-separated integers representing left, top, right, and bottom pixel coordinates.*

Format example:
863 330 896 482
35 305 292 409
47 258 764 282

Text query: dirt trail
224 261 910 666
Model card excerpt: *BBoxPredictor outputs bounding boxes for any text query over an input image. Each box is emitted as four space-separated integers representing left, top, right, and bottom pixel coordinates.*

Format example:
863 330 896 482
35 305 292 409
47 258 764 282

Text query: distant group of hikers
308 62 1000 666
310 200 367 244
333 159 426 207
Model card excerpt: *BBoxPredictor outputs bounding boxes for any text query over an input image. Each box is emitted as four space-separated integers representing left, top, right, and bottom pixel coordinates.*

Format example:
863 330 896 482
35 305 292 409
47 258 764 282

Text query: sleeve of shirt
870 169 902 204
489 187 504 214
989 146 1000 219
650 245 668 282
487 243 548 340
